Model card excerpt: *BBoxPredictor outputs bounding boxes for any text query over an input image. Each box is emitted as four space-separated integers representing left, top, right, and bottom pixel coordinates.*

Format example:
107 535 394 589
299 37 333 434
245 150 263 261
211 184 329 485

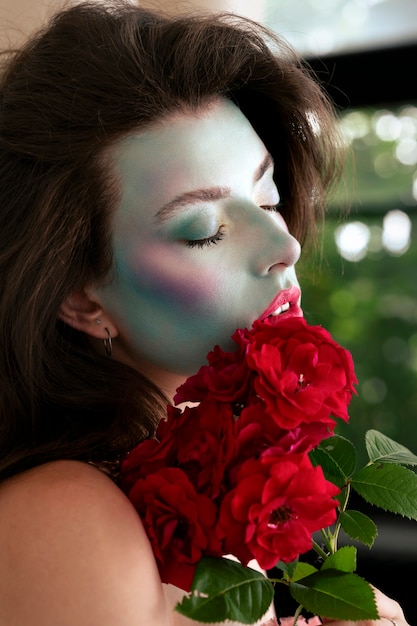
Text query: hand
321 586 410 626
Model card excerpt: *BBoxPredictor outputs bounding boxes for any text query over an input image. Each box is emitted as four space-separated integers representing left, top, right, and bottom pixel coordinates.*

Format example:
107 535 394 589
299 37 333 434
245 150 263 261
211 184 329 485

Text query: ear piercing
94 319 112 356
103 327 112 357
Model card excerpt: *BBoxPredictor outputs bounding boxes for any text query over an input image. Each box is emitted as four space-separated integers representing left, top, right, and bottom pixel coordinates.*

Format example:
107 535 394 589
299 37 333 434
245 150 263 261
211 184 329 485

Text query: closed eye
185 227 225 249
261 202 284 213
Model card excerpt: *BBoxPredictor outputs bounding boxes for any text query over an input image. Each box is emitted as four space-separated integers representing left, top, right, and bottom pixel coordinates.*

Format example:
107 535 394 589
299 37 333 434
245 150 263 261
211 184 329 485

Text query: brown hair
0 1 343 481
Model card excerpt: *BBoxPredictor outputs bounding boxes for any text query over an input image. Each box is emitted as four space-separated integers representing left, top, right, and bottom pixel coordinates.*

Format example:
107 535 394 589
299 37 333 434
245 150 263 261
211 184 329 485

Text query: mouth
258 286 303 323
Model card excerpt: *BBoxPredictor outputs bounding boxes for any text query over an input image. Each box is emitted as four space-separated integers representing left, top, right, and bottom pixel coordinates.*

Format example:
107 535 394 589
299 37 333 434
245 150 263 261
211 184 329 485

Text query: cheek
123 245 223 315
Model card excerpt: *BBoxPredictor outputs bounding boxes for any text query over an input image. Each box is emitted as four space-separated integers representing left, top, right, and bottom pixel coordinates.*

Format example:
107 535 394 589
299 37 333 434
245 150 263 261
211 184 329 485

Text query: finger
371 586 408 625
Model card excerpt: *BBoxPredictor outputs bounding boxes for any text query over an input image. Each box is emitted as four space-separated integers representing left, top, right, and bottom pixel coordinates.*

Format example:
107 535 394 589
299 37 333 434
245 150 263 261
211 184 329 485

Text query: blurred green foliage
299 104 417 467
300 217 417 467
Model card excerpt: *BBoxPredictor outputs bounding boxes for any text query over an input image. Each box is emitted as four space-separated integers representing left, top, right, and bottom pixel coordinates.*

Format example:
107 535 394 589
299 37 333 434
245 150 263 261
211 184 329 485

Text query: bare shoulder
0 460 172 626
0 459 133 519
0 460 144 548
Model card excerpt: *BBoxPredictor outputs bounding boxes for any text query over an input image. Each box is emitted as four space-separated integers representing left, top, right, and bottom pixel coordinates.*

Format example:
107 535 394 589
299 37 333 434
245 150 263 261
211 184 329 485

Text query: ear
59 288 119 340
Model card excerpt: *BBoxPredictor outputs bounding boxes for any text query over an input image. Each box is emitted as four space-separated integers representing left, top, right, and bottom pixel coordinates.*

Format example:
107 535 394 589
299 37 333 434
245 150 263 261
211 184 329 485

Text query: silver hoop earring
103 327 112 357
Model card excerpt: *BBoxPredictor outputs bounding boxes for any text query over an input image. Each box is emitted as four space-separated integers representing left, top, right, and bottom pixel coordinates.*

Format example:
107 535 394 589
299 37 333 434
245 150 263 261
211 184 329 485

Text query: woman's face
95 98 302 385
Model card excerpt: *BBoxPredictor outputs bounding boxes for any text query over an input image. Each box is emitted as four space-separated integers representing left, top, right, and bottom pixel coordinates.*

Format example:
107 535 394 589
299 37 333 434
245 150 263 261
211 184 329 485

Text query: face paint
95 98 301 385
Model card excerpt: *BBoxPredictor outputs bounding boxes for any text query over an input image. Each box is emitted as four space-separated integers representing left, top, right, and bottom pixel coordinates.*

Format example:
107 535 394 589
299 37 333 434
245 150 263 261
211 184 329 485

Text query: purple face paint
93 99 301 393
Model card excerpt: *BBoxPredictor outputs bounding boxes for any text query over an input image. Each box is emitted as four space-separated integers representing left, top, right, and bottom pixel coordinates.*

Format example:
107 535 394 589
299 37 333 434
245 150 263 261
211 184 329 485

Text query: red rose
217 454 339 570
233 399 334 470
120 405 188 492
122 402 236 500
128 467 222 591
174 341 253 405
120 315 357 595
173 401 237 499
244 318 357 428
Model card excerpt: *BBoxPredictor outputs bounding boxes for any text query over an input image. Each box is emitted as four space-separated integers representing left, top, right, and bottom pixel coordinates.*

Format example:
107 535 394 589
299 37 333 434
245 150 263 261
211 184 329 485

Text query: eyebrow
254 152 274 183
154 187 231 224
154 152 274 224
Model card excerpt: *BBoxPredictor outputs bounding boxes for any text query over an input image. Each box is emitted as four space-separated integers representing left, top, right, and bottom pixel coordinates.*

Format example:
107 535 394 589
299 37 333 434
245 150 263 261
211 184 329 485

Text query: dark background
271 42 417 624
307 43 417 109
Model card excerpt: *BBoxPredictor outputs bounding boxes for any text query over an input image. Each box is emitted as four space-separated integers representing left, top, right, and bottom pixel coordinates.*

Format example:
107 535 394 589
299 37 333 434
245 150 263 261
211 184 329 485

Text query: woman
0 2 408 624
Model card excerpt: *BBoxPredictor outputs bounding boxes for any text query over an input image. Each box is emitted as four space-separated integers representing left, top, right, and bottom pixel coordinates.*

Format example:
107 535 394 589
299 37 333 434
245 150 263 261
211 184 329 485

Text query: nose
252 211 301 276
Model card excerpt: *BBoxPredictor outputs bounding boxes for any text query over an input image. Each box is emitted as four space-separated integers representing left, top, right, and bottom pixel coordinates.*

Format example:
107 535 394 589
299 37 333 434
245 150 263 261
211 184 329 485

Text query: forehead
108 98 269 212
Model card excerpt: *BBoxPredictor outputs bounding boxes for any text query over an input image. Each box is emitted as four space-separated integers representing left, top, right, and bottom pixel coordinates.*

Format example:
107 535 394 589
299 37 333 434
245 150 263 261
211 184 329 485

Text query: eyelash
184 202 283 249
262 203 282 213
186 227 225 249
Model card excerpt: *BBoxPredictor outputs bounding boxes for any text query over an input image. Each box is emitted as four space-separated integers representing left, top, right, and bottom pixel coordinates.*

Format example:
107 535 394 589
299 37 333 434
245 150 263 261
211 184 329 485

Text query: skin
87 98 301 396
5 99 407 626
0 461 407 626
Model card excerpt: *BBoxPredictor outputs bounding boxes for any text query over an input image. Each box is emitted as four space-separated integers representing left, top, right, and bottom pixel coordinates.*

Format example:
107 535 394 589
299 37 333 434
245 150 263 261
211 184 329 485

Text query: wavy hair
0 0 344 480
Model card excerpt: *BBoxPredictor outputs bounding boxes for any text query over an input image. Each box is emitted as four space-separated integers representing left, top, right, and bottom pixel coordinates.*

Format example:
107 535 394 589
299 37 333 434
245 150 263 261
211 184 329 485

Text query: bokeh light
381 209 412 254
334 221 370 261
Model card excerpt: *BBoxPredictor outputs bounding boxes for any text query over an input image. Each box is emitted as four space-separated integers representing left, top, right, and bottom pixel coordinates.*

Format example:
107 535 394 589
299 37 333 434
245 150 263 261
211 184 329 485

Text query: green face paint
94 98 301 390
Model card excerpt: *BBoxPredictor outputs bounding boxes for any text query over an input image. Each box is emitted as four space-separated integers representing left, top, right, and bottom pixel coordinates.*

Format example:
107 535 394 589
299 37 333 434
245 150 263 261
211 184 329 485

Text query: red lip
258 286 303 322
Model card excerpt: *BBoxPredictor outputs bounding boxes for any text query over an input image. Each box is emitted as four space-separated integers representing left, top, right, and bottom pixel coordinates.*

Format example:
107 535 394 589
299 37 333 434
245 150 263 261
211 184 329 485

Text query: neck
138 363 188 405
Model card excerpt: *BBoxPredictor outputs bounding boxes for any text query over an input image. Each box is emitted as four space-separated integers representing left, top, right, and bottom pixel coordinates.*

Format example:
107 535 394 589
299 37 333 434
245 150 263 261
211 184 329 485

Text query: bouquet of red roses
120 317 417 624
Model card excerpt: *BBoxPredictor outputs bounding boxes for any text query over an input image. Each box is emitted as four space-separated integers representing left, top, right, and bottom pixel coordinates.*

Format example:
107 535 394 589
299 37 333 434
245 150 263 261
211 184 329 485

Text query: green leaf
339 509 377 548
290 561 318 582
289 570 378 620
274 558 298 578
175 557 274 624
275 560 318 582
351 463 417 519
365 429 417 466
321 545 357 573
310 435 357 487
